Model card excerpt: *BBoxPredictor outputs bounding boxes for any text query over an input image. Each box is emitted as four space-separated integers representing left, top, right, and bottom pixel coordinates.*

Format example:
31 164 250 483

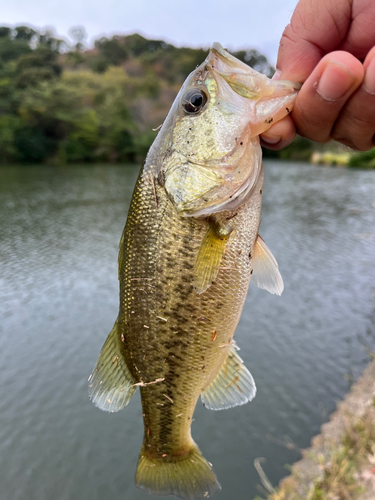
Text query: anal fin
88 320 136 412
201 344 256 410
193 218 232 294
251 235 284 296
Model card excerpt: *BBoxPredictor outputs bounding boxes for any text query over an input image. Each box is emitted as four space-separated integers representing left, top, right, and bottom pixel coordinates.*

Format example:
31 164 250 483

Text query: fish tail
135 442 221 500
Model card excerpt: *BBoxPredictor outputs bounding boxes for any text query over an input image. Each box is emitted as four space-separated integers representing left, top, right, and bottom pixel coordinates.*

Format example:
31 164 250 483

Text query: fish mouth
207 42 255 74
205 42 270 101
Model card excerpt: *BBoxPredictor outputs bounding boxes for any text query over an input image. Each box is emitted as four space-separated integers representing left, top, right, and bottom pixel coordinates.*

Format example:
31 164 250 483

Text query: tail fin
135 443 221 500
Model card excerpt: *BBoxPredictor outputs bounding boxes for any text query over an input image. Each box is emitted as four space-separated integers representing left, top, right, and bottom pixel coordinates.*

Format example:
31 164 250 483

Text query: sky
2 0 299 65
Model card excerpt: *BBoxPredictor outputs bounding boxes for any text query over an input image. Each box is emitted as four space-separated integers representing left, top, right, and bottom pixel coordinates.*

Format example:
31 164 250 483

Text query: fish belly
118 163 263 456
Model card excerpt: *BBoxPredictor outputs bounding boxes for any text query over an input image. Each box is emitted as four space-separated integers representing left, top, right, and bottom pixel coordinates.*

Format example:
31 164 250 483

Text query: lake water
1 161 374 500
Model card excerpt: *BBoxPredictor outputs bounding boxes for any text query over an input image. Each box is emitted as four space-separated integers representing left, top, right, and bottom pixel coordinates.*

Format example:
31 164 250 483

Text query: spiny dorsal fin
88 320 136 412
251 235 284 296
201 343 256 410
193 220 232 294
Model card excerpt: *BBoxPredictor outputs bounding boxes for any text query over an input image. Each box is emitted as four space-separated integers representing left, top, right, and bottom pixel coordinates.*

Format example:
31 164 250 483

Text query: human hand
260 0 375 152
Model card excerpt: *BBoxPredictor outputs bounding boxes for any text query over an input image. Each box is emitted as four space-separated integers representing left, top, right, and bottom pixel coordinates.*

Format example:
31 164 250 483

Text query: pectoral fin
88 320 136 412
193 219 232 294
201 343 256 410
251 235 284 295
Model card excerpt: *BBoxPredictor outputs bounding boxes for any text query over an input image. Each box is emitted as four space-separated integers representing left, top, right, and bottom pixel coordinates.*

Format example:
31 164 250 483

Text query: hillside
0 26 275 164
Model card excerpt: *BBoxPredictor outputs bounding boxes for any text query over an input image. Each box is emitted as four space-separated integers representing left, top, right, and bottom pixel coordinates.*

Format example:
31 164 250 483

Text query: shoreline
268 359 375 499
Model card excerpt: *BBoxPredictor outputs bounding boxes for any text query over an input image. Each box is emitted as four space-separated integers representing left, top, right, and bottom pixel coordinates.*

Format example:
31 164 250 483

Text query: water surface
1 162 374 500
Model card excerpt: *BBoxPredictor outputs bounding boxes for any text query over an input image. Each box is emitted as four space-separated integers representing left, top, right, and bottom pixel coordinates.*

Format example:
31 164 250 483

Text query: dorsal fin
88 320 136 412
201 343 256 410
251 235 284 296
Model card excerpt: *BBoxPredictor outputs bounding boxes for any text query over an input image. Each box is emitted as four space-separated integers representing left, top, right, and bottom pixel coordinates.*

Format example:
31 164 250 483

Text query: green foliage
0 37 31 63
278 136 315 161
349 148 375 169
93 88 135 162
14 126 52 162
0 27 11 38
65 110 99 161
16 46 61 75
0 114 20 162
123 33 173 57
138 46 209 84
132 130 158 159
233 49 274 77
13 25 37 42
95 36 129 66
0 25 278 165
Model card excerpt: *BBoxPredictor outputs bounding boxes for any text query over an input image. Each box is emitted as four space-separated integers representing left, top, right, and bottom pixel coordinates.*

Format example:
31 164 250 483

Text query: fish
88 42 299 500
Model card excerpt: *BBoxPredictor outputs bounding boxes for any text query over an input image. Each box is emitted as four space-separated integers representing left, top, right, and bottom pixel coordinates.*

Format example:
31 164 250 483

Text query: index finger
277 0 353 82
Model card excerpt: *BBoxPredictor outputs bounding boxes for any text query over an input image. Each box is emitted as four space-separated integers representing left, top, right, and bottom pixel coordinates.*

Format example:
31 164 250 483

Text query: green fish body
89 43 299 500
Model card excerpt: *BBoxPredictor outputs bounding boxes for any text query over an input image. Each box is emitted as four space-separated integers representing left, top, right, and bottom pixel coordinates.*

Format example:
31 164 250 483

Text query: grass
255 404 375 500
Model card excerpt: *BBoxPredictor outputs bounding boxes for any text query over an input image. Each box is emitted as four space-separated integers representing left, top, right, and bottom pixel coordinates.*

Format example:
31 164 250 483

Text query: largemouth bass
88 43 299 499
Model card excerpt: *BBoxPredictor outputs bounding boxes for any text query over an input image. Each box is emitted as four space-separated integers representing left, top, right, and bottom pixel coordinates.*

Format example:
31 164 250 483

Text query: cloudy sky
2 0 299 65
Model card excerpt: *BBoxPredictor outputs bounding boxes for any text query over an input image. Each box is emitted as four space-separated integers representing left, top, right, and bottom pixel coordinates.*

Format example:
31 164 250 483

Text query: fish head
152 42 300 217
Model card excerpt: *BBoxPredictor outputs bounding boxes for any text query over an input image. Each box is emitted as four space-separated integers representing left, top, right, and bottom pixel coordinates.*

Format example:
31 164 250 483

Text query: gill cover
159 43 300 217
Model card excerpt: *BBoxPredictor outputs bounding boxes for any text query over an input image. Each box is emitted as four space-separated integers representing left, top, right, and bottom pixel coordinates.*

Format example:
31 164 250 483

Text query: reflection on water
0 162 374 500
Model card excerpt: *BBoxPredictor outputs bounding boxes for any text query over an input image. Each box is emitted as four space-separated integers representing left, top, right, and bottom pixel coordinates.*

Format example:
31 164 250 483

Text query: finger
332 47 375 150
339 2 375 60
291 51 364 143
277 0 353 82
260 116 296 151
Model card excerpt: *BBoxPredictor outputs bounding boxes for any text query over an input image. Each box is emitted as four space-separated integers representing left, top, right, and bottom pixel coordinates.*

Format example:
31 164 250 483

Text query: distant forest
1 26 372 167
0 26 276 164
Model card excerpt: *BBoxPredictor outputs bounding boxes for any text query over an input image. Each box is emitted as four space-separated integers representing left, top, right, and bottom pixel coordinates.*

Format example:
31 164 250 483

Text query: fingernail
316 61 356 101
272 70 281 81
261 133 281 145
363 57 375 95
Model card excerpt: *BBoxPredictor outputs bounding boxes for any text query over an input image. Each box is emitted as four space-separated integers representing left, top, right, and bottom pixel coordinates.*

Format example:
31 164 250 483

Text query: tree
13 25 37 42
123 33 173 57
233 49 274 77
69 26 86 52
94 36 128 66
15 46 62 88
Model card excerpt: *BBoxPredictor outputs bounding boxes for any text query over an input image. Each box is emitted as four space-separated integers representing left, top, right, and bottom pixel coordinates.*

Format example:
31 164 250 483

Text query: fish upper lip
207 42 255 75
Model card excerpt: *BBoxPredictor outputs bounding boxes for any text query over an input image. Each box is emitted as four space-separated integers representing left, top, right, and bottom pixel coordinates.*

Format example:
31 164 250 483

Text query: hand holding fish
261 0 375 152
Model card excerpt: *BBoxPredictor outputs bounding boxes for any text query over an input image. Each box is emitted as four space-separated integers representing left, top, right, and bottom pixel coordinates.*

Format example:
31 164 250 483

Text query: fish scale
88 42 298 499
117 164 263 457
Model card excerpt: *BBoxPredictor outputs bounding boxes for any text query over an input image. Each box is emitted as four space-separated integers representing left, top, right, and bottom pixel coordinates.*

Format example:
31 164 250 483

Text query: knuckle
331 134 358 150
278 23 300 52
333 107 375 151
294 102 332 142
331 131 373 152
280 23 296 43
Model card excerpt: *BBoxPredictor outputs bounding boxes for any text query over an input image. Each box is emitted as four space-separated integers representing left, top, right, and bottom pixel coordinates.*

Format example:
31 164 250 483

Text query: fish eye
182 89 208 114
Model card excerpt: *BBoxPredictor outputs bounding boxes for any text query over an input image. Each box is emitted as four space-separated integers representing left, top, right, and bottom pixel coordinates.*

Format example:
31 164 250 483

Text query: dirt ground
268 359 375 500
